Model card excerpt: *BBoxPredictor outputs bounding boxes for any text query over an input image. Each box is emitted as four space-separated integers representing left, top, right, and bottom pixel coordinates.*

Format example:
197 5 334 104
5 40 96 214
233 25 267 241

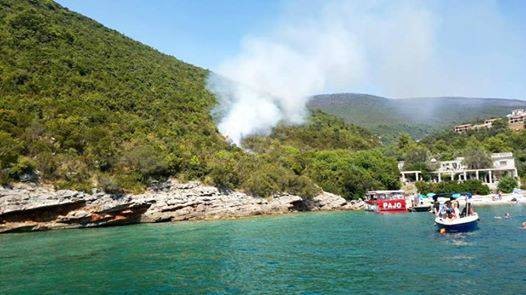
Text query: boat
410 205 432 212
435 213 479 232
408 193 433 212
433 193 479 232
365 190 407 213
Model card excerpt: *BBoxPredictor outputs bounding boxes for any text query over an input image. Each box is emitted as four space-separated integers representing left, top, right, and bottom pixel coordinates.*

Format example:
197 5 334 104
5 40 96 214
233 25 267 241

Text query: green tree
489 118 508 135
395 133 415 156
462 146 492 169
402 145 437 180
483 134 511 153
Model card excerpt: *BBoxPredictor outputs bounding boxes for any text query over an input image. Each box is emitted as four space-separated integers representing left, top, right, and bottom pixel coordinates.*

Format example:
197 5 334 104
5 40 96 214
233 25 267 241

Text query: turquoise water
1 206 525 294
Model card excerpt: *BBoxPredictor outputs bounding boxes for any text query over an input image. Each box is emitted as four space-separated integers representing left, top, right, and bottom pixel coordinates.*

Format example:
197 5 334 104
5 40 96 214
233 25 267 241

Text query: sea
0 205 525 294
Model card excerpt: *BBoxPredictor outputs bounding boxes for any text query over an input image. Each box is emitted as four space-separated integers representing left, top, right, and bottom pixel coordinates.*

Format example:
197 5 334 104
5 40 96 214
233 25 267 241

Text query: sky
56 0 282 72
57 0 526 100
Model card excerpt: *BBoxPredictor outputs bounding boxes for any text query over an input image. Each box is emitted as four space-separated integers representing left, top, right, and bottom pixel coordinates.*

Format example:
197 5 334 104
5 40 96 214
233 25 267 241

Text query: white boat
408 194 433 212
433 193 479 232
435 213 479 232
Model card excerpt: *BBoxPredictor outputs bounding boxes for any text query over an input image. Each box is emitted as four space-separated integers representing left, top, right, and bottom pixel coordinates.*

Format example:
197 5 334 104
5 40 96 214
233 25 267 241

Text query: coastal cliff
0 179 365 233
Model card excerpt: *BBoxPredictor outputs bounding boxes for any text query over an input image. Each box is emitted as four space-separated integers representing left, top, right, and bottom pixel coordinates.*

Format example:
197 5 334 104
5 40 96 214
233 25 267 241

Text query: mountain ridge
308 93 526 142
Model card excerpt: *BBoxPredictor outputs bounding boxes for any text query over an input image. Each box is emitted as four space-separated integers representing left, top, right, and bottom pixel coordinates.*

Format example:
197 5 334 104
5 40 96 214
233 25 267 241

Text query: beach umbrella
426 193 436 198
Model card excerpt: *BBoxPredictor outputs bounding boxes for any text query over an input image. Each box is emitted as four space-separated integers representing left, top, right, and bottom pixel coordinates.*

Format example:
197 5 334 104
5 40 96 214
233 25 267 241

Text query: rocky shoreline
0 179 365 234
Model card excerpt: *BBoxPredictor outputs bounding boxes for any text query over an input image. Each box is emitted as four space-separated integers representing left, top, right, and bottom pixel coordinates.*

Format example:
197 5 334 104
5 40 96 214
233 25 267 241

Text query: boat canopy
366 190 405 194
431 192 473 202
365 190 405 201
451 193 461 199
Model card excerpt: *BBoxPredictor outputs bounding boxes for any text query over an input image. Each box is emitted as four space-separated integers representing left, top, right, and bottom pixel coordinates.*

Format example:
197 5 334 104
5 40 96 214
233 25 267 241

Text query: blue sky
56 0 283 70
57 0 526 99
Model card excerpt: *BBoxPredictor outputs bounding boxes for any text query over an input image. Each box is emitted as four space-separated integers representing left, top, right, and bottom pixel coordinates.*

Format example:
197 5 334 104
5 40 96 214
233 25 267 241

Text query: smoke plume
207 0 525 145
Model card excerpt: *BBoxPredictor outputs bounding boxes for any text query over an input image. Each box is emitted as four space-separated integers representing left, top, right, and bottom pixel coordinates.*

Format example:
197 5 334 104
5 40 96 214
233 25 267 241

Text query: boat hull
376 199 407 214
435 214 479 232
409 206 431 212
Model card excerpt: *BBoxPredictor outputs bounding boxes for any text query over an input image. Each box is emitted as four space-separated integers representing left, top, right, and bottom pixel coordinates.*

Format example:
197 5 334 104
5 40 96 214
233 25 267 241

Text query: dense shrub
240 163 320 199
461 180 492 195
0 131 22 169
204 150 244 190
305 149 400 199
97 175 124 195
415 180 490 195
268 110 379 151
497 176 518 193
240 164 288 198
8 156 37 181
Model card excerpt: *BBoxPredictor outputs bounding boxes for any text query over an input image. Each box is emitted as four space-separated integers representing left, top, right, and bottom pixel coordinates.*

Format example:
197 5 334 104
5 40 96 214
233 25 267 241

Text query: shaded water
1 206 525 294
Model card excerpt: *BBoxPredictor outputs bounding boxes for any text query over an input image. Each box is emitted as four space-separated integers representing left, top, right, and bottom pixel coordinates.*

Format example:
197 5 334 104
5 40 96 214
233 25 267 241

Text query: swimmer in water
522 222 526 229
504 212 511 219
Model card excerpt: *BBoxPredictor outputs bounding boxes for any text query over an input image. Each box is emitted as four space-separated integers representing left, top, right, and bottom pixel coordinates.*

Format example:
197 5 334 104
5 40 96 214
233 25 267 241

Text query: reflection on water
0 206 525 294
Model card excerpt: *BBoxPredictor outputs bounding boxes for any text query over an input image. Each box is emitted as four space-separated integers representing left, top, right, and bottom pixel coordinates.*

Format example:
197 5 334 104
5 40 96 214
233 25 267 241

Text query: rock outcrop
0 180 364 233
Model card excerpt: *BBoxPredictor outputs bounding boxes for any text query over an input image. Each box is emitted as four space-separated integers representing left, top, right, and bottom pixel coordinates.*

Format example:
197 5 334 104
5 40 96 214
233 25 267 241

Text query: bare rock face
343 199 367 210
307 192 348 210
306 191 366 211
0 179 362 234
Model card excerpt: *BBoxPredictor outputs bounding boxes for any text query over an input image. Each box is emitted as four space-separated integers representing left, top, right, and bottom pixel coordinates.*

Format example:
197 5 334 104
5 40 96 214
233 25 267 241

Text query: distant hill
308 93 526 142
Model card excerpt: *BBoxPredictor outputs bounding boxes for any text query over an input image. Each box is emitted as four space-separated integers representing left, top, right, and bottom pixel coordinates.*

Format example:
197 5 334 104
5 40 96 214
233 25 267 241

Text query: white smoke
207 23 365 144
207 0 525 145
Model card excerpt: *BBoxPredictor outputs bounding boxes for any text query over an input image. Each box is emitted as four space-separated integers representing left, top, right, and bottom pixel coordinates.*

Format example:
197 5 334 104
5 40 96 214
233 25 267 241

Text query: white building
507 109 526 131
399 152 519 190
453 118 498 134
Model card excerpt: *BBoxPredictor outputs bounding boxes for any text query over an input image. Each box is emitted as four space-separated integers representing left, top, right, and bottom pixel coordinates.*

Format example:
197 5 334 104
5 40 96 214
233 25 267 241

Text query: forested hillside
0 0 399 199
309 93 526 142
0 0 227 191
240 111 400 199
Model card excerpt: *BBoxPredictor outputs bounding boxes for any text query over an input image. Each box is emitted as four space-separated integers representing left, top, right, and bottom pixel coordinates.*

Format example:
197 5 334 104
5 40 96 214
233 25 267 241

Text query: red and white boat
364 190 408 213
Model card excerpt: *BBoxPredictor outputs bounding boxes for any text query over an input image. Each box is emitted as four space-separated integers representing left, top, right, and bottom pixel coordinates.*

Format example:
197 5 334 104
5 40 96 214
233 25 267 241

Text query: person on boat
444 202 460 220
460 202 468 217
433 201 443 217
444 201 453 215
438 202 449 218
443 201 454 220
452 202 460 219
468 204 475 216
